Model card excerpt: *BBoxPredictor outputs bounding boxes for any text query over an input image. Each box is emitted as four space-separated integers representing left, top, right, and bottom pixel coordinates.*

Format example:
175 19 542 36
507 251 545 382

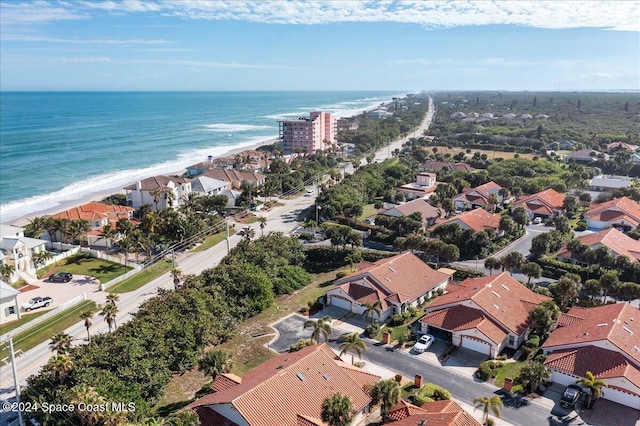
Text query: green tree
518 362 551 393
512 207 529 228
369 379 400 419
599 270 619 303
361 301 382 325
257 216 267 237
31 251 53 269
551 274 582 310
242 226 256 241
321 392 354 426
576 371 608 403
553 215 572 234
171 267 182 289
46 354 73 383
528 301 560 338
304 316 332 343
500 251 524 275
49 332 72 355
563 195 579 217
0 263 15 281
339 332 367 365
198 350 232 381
80 309 95 343
26 216 49 238
98 224 118 251
521 262 542 287
484 257 501 275
473 395 503 425
100 302 119 332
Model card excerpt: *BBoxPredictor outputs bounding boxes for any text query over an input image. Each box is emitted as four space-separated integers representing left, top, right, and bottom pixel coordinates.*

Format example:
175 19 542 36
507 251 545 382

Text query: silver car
412 334 434 353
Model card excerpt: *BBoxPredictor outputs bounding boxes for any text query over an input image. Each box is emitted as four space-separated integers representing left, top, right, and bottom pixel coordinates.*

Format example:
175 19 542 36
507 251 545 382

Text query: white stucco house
0 225 47 284
0 279 21 324
124 175 192 211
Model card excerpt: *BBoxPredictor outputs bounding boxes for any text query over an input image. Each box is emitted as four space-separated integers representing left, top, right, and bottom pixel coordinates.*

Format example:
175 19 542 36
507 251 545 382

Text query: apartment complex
278 111 336 154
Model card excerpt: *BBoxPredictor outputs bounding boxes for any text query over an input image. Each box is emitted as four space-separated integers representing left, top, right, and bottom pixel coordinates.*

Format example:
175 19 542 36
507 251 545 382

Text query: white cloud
179 60 305 70
62 56 112 63
1 34 173 45
2 1 638 31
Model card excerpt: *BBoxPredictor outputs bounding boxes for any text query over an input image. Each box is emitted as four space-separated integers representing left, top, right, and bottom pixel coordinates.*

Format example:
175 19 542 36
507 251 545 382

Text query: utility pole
170 247 175 269
225 219 230 254
8 336 25 426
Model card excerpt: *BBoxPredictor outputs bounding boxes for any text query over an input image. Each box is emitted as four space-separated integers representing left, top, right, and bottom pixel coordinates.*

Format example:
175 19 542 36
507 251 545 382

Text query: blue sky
1 0 638 91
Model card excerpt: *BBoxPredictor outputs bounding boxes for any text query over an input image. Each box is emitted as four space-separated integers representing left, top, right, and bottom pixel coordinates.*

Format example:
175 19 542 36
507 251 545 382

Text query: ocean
0 91 402 224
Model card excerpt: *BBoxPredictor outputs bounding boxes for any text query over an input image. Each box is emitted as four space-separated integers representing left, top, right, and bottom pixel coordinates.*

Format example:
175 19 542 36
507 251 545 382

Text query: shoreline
4 94 406 227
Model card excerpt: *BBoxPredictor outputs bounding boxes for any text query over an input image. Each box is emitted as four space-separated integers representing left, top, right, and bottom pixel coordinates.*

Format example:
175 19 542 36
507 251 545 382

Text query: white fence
99 265 143 291
0 293 87 344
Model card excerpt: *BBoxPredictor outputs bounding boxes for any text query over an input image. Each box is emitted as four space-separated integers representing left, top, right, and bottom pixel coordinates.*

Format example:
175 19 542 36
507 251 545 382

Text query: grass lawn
0 300 97 360
155 268 341 412
39 253 131 282
494 361 526 387
108 260 173 293
431 145 537 160
192 230 233 253
1 310 50 335
358 203 379 220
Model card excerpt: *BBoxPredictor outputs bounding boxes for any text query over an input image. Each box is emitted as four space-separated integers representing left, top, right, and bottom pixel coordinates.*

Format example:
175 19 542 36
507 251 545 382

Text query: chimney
414 374 423 388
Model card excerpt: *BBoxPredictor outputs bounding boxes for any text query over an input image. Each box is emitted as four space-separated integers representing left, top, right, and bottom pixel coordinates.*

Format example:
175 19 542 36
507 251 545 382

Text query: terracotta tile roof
333 252 450 305
295 414 324 426
189 344 378 426
203 169 266 185
607 142 639 152
50 202 134 226
335 281 389 309
584 197 640 228
383 199 442 221
420 305 508 344
210 373 242 392
542 303 640 366
387 400 481 426
513 188 565 213
428 208 501 233
556 228 640 262
123 175 190 191
544 346 640 390
451 163 475 173
426 273 551 336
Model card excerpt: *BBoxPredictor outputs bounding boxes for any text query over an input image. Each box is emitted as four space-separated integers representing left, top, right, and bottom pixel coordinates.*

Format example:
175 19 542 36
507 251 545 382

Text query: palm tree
487 193 499 212
0 263 15 282
361 301 382 325
242 226 255 241
484 257 501 275
304 316 332 343
473 395 503 425
80 309 95 343
26 216 48 238
48 354 73 383
198 349 232 381
369 379 400 419
257 216 267 237
321 392 353 426
49 332 72 354
106 292 120 306
521 262 542 287
576 371 608 405
171 267 182 289
339 333 367 365
98 224 118 251
518 362 551 393
100 303 119 332
31 251 53 269
151 188 163 210
500 251 524 275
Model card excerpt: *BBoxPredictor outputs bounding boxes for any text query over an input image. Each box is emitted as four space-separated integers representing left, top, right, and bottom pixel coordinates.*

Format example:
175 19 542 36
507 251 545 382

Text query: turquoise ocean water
0 91 402 223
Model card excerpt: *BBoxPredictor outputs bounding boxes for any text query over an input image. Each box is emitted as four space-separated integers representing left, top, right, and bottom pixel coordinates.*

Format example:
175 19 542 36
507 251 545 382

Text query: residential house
337 117 359 131
453 181 503 211
512 188 566 220
188 344 380 426
584 197 640 231
542 303 640 409
49 202 135 248
450 112 466 119
326 252 450 322
588 175 635 192
427 208 501 236
186 156 234 176
189 176 239 207
607 142 639 153
203 169 266 191
555 140 578 150
0 225 48 284
556 228 640 264
386 400 481 426
399 172 439 200
1 279 21 324
124 175 192 211
379 199 443 228
368 108 393 119
419 161 475 173
420 273 551 358
278 111 336 154
503 113 517 119
565 149 608 163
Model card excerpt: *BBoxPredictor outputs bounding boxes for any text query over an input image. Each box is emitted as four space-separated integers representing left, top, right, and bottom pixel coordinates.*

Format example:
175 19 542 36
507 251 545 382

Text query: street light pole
225 219 230 254
8 336 25 426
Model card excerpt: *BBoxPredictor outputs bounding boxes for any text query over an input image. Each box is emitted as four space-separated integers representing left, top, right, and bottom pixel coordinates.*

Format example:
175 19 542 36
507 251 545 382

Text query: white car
412 334 434 354
533 217 543 224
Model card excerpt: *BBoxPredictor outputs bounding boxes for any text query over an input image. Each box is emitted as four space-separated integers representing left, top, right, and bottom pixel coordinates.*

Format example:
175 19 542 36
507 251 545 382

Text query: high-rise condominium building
278 111 336 154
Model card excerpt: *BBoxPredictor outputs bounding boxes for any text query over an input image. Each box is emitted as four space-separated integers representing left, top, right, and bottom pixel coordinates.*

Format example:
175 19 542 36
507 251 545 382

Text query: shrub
336 271 348 279
394 374 403 383
477 360 501 380
575 221 587 231
289 339 313 352
391 314 404 326
364 322 380 338
417 383 451 402
402 311 412 320
413 394 434 406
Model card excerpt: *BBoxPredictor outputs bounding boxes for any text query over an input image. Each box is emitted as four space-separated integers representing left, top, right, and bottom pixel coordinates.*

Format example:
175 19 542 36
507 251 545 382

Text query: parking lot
16 273 107 314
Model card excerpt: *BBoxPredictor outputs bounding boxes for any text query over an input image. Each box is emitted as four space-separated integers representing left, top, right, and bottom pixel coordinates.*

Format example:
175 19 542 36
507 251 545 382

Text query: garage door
461 336 491 355
330 295 352 311
603 387 640 410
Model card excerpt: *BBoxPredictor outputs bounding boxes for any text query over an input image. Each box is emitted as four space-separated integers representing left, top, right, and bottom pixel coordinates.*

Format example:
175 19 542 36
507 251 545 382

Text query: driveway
16 274 106 314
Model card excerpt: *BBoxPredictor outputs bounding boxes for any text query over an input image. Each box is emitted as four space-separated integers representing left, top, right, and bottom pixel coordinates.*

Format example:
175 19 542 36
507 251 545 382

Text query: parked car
533 217 543 224
22 297 53 311
412 334 434 354
560 384 582 409
49 272 73 283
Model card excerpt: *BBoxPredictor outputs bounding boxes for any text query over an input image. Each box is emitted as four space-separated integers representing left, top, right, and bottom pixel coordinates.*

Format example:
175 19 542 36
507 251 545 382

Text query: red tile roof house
419 273 551 358
584 197 640 232
542 303 640 409
386 400 481 426
203 169 266 190
453 181 503 211
379 198 443 228
49 202 135 248
511 188 566 220
326 252 450 323
556 227 640 264
124 175 192 211
188 344 380 426
399 172 440 200
426 208 502 237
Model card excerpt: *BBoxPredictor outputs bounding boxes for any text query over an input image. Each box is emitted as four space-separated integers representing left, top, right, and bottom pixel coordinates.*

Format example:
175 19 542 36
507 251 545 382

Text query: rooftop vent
389 267 396 272
296 372 306 382
322 373 331 380
634 345 640 352
597 323 608 327
501 284 509 291
385 277 392 282
491 291 501 298
493 304 500 310
623 326 633 335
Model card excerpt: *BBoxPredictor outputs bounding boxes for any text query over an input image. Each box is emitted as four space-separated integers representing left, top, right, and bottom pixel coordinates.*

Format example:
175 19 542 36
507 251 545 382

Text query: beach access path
0 97 437 417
